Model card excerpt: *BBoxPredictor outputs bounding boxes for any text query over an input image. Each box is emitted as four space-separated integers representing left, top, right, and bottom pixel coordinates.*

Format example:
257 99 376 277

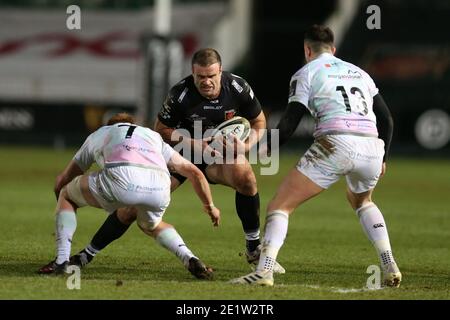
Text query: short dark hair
191 48 222 67
304 24 334 53
107 112 135 125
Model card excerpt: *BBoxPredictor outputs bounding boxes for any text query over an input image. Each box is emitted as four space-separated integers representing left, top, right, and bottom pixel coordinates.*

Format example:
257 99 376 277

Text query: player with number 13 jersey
289 52 379 138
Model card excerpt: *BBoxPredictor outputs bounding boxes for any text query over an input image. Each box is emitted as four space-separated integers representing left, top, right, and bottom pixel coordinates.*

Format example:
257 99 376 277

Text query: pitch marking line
276 284 386 293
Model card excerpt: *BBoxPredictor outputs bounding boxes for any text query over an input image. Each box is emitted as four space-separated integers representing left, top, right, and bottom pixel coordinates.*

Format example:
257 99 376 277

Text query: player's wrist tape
204 203 215 208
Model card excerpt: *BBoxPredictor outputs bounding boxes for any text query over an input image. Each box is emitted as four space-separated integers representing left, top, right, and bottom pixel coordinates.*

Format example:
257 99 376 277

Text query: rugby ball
212 116 251 142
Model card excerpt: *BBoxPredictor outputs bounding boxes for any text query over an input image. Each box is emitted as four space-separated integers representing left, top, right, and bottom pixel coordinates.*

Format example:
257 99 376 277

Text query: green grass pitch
0 146 449 299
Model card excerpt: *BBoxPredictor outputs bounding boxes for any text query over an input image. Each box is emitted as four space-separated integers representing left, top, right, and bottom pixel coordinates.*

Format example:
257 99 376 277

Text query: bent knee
117 207 137 225
136 215 161 236
234 172 257 195
347 191 373 211
59 185 69 199
267 199 294 215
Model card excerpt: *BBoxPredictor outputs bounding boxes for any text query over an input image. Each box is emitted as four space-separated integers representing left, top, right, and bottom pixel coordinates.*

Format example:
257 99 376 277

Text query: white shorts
88 166 171 230
296 135 385 193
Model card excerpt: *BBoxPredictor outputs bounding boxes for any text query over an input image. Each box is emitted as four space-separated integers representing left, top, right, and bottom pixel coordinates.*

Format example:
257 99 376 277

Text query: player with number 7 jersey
38 112 220 280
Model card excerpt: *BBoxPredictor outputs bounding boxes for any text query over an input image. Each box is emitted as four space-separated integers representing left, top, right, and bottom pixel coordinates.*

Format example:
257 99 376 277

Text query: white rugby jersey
288 52 379 138
74 123 175 174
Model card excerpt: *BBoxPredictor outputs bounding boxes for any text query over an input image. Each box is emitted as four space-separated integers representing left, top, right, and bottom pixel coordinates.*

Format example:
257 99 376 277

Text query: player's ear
304 43 311 61
331 46 336 55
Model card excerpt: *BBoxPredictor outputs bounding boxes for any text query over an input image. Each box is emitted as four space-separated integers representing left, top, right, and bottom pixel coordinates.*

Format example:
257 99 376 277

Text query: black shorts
171 162 217 185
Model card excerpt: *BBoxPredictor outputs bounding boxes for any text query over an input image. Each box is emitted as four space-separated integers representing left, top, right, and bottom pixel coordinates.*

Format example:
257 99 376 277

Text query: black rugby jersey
157 71 262 135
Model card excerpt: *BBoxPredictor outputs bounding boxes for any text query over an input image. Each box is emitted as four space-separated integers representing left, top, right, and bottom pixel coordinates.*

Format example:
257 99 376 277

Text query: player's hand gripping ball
207 117 250 160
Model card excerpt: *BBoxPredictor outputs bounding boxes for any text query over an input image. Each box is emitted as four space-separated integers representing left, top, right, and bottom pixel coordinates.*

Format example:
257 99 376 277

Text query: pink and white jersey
288 53 379 138
74 122 175 174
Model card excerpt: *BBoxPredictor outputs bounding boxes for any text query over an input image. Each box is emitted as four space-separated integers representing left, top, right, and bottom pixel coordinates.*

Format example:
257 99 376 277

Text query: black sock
235 192 261 252
246 239 261 253
90 211 132 251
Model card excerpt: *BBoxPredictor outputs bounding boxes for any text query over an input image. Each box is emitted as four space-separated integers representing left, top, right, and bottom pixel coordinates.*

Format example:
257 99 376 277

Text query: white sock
245 230 260 242
55 210 77 264
356 203 396 266
257 210 289 273
156 227 195 267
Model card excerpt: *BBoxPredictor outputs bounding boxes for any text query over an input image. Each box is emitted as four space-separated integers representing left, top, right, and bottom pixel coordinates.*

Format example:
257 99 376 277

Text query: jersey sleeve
288 65 311 107
234 76 262 120
73 132 97 171
157 89 182 127
361 69 379 97
161 140 176 163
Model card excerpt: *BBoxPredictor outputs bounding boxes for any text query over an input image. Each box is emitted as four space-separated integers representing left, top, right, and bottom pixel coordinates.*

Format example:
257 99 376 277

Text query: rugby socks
256 210 289 273
245 233 261 254
55 210 77 264
356 203 396 267
89 210 131 251
156 227 195 267
85 244 100 257
235 192 261 252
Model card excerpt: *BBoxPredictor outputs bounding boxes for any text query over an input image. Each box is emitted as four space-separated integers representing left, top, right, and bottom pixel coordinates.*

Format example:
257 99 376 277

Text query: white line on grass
276 283 386 293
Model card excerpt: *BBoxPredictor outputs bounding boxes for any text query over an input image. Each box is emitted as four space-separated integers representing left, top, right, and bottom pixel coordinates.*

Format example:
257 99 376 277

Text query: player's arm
167 152 220 227
154 118 178 146
268 66 310 153
373 93 394 162
155 118 207 153
267 101 309 153
54 160 84 200
54 131 98 199
156 92 209 151
246 111 266 152
236 78 267 151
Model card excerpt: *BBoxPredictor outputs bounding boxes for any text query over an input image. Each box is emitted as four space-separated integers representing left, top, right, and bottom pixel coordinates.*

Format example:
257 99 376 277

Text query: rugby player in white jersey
231 25 401 287
38 113 220 279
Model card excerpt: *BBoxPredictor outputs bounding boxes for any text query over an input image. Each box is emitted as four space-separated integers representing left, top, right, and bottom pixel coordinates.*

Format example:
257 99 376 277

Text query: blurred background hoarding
0 0 448 155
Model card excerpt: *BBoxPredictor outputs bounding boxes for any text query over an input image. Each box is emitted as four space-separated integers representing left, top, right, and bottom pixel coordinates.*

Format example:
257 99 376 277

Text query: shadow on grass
0 258 211 283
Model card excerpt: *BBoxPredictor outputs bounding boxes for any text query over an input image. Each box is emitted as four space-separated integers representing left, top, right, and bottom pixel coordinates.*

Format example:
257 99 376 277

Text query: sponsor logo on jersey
190 114 207 121
325 62 338 68
231 80 243 93
327 70 362 80
348 70 362 76
225 109 236 120
289 80 297 97
373 223 384 229
204 105 223 110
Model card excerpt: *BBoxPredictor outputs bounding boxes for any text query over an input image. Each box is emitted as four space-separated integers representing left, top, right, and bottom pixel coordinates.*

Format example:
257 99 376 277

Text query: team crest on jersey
224 109 236 120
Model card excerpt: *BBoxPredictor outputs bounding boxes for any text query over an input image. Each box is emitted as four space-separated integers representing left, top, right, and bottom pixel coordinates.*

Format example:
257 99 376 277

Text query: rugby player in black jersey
43 48 285 275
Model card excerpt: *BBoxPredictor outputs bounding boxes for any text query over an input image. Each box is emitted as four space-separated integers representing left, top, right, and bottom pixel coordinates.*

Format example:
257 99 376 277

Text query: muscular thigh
66 174 102 208
268 167 324 214
205 156 256 189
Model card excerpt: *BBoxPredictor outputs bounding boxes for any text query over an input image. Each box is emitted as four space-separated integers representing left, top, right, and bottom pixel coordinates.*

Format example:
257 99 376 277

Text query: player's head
191 48 223 99
304 25 336 62
107 112 135 125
